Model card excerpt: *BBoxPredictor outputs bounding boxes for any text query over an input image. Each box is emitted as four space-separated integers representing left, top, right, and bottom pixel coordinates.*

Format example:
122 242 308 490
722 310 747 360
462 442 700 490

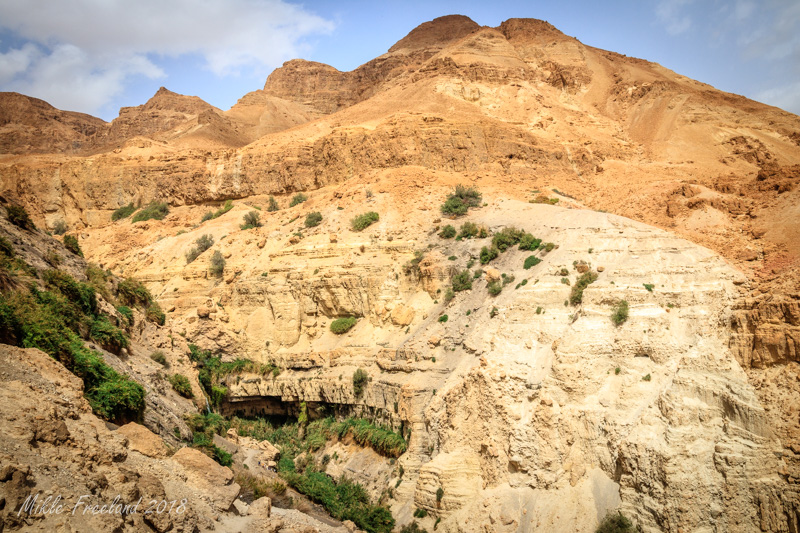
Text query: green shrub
209 250 225 277
457 221 479 239
400 521 427 533
447 255 456 261
52 220 68 235
168 373 194 397
90 316 128 354
117 278 153 307
413 508 428 518
438 225 456 238
351 212 379 231
444 288 455 302
611 300 629 326
438 314 448 323
353 368 368 396
488 280 502 296
570 272 598 305
42 269 97 316
6 204 35 230
146 303 166 326
132 202 169 223
111 203 136 221
480 246 499 264
268 196 280 212
241 210 262 230
331 317 357 334
185 234 214 263
523 255 541 269
116 305 133 326
305 211 323 228
643 283 654 292
289 193 308 207
201 200 233 223
63 234 83 257
436 487 444 502
452 270 472 292
596 512 638 533
642 373 651 382
150 351 167 365
519 233 541 251
440 185 482 217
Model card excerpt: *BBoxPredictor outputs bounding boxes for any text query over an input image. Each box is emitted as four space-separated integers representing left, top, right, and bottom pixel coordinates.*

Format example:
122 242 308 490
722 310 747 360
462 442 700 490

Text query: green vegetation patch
440 185 482 217
111 203 136 221
63 234 83 257
611 300 629 326
168 373 193 397
331 317 358 334
132 202 169 223
569 272 598 305
305 211 323 228
351 211 379 231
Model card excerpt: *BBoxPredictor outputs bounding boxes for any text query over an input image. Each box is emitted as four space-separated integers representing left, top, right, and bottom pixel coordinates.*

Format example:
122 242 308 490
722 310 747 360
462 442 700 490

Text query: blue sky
1 0 798 121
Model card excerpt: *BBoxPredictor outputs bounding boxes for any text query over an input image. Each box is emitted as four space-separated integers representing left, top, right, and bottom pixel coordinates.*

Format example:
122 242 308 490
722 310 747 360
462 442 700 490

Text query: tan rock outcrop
118 422 170 458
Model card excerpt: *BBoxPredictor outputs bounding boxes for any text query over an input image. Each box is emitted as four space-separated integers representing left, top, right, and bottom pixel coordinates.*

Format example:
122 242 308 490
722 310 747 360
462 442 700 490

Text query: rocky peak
388 14 480 52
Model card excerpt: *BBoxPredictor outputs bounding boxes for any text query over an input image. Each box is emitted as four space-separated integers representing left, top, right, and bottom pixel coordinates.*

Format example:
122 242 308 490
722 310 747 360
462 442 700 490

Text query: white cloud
0 0 334 113
755 81 800 115
656 0 695 35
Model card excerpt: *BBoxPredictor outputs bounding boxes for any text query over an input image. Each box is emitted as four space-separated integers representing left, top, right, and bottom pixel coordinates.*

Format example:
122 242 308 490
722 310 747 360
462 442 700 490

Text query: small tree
209 250 225 277
268 196 280 212
241 210 262 230
451 270 472 292
353 368 368 396
438 225 456 238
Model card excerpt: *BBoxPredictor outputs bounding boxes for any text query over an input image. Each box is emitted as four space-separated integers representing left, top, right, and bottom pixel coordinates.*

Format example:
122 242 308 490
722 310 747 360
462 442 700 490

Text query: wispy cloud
0 0 334 114
656 0 695 35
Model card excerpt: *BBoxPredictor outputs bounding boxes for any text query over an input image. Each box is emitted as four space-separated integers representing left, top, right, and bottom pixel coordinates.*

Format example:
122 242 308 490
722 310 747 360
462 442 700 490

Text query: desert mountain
1 14 800 533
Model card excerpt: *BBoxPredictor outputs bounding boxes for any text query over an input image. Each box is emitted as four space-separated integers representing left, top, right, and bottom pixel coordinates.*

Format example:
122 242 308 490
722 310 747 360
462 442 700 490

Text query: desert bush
413 508 428 518
132 202 169 223
331 316 357 334
185 234 214 263
209 250 225 277
444 288 455 302
436 487 444 502
146 303 166 326
643 283 654 292
111 203 136 221
438 314 448 322
440 184 482 217
268 196 280 212
400 522 427 533
457 221 479 239
289 193 308 207
351 211 379 231
201 200 233 223
305 211 323 228
117 278 153 307
488 280 502 296
150 351 167 365
353 368 368 396
116 306 133 326
52 220 68 235
519 233 541 251
438 225 456 238
452 269 472 292
570 272 598 305
168 373 193 397
241 210 262 230
611 300 629 326
6 204 35 230
523 255 541 269
479 245 499 264
63 234 83 257
90 316 129 354
595 511 638 533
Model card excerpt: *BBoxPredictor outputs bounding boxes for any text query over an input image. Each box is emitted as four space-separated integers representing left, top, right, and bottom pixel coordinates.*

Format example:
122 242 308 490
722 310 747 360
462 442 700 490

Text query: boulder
197 306 211 319
172 447 239 511
391 303 415 326
484 267 501 282
117 422 169 458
